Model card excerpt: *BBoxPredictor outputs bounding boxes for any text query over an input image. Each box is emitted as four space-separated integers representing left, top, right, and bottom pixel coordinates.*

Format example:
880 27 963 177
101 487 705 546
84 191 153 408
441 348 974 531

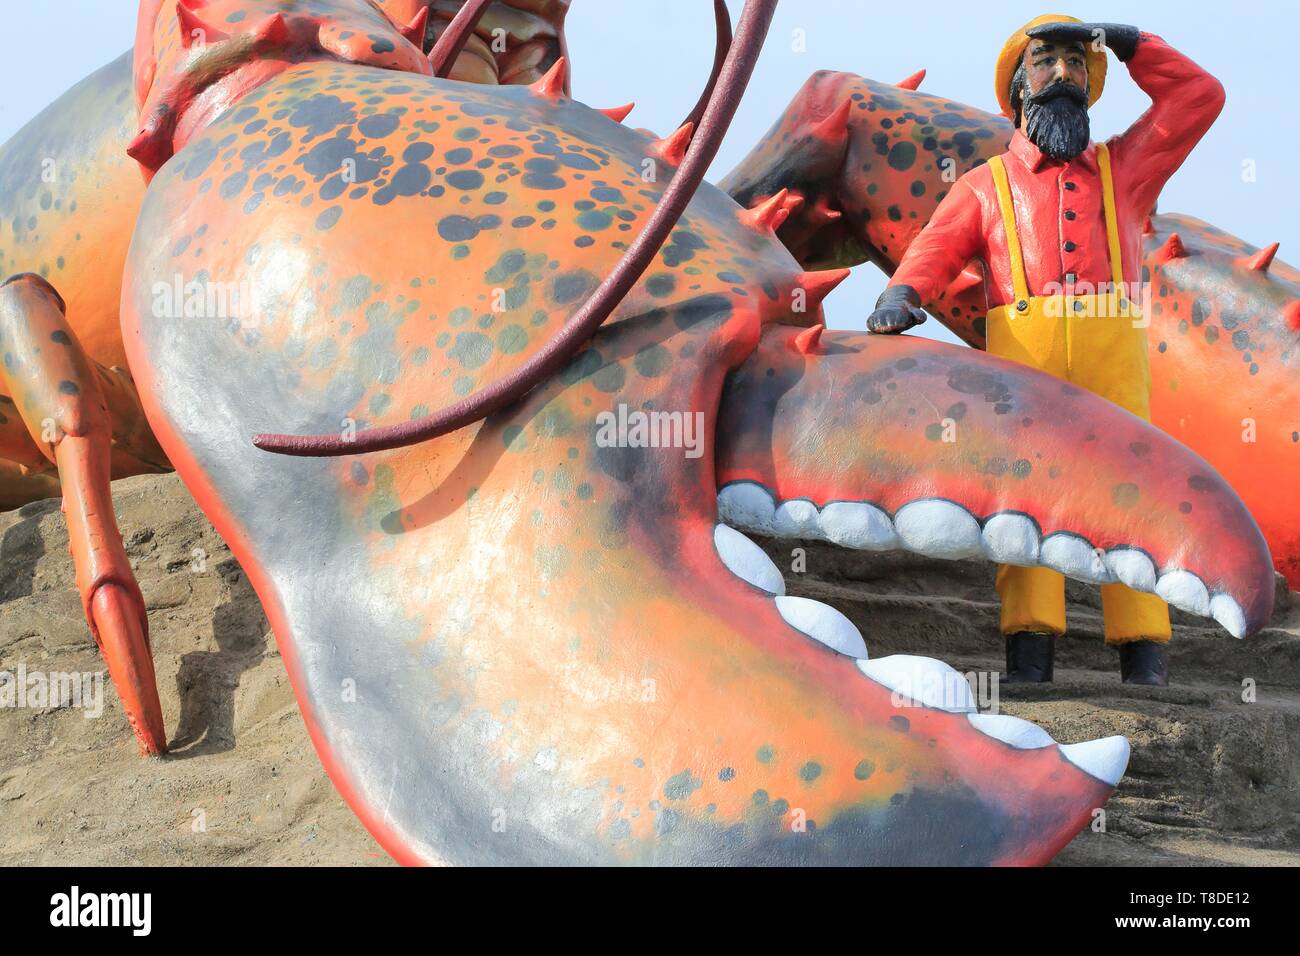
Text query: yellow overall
986 144 1171 645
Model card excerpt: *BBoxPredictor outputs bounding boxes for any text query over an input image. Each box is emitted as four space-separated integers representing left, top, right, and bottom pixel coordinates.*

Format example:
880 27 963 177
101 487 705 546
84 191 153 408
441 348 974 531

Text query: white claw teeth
717 481 776 535
856 654 975 712
1040 534 1113 584
714 524 785 596
1155 569 1211 617
894 500 984 559
775 595 868 659
1210 593 1247 639
1105 549 1157 593
981 513 1040 565
773 499 825 539
966 712 1054 749
819 501 899 550
1060 736 1130 786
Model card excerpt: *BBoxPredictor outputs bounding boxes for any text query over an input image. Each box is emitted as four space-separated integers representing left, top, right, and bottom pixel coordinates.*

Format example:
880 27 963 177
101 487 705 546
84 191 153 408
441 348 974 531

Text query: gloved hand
1026 21 1140 62
866 284 927 334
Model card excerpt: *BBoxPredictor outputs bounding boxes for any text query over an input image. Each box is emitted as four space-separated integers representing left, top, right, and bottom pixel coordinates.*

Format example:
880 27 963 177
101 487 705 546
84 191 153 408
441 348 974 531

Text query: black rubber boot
1003 631 1055 683
1118 640 1169 686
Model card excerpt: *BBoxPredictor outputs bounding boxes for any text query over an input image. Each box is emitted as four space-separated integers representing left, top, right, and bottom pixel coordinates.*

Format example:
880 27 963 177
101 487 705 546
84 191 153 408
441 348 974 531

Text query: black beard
1023 84 1091 161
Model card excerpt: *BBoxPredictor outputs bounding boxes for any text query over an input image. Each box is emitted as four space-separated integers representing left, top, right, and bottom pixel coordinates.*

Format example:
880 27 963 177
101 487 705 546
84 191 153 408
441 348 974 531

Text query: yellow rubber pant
987 294 1171 646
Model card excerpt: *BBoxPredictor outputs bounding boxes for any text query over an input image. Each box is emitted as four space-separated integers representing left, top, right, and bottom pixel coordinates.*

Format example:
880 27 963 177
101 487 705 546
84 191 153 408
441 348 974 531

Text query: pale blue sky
3 1 1295 345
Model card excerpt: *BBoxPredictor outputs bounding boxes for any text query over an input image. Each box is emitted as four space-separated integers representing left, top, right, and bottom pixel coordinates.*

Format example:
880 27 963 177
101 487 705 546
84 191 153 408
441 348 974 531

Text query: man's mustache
1027 80 1089 107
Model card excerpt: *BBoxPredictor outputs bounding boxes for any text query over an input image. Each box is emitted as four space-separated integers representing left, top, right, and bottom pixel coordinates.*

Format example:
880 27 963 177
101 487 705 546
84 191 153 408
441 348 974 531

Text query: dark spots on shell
288 94 358 140
488 144 521 158
660 228 706 267
449 331 492 370
799 762 822 783
634 343 670 377
1112 482 1140 509
672 294 731 333
219 170 249 200
58 380 79 396
887 141 917 171
444 147 472 164
485 250 526 283
50 330 71 346
374 161 433 204
1188 473 1217 493
663 770 702 801
550 269 597 305
947 365 1012 405
1129 441 1151 458
718 767 735 782
1179 501 1193 514
370 36 396 55
438 214 479 241
560 348 603 385
447 169 488 191
315 206 343 231
756 744 775 764
890 715 910 733
522 157 565 190
645 273 676 298
576 209 612 231
853 759 875 781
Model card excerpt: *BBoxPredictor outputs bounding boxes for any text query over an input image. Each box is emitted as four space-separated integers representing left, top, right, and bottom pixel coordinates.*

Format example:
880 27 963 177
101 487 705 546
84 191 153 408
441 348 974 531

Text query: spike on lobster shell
794 323 825 354
741 189 797 233
177 0 227 48
399 6 429 47
125 125 168 172
1284 300 1300 332
529 57 569 98
810 99 852 143
795 268 851 311
599 102 635 123
896 69 926 91
1153 232 1187 264
1142 216 1155 236
253 11 290 46
806 195 842 226
652 122 695 166
1242 242 1279 273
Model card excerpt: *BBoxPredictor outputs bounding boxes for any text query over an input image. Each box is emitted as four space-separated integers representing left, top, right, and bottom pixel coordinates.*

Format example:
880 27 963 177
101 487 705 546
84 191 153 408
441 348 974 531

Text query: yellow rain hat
995 14 1107 119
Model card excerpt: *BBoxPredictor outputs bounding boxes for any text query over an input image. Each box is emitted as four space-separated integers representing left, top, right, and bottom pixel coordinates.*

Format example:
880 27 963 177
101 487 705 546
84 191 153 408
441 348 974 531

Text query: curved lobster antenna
427 0 495 78
681 0 734 131
254 0 781 458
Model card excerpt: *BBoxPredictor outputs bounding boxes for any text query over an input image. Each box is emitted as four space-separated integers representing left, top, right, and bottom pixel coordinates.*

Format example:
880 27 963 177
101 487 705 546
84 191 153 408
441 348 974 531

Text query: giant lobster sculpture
0 0 1284 865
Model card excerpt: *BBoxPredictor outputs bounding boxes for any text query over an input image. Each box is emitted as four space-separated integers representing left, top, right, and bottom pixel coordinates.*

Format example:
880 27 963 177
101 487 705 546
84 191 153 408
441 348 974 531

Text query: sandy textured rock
2 472 1297 865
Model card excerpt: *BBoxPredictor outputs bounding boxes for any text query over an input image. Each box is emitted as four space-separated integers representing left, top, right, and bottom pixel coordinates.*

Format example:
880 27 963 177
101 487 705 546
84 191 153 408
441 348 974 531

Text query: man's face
1023 37 1090 98
1018 35 1092 160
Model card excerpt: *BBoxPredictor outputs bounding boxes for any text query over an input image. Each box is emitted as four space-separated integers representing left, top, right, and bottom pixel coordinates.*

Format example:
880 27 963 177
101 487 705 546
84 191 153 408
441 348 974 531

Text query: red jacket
889 34 1225 308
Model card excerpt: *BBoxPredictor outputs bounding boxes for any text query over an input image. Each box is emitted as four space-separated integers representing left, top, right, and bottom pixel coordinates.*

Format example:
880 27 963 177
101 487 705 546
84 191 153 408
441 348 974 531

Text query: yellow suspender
988 155 1031 313
988 146 1125 304
1094 142 1126 291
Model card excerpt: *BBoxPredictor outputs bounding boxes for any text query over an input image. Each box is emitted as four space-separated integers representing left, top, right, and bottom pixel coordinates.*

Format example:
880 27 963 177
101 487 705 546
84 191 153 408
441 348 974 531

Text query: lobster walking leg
0 273 166 755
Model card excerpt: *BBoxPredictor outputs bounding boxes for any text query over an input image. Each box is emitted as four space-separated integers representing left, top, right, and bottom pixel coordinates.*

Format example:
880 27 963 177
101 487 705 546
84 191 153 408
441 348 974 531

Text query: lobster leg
0 273 166 755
